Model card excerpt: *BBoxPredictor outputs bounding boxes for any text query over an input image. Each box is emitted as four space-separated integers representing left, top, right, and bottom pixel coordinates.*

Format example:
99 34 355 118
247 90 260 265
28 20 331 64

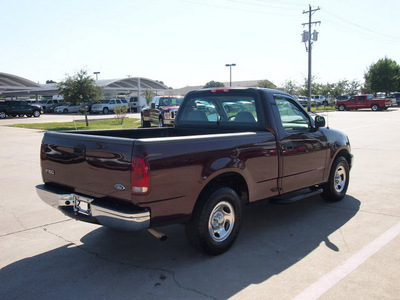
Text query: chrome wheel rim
334 165 346 193
208 201 235 242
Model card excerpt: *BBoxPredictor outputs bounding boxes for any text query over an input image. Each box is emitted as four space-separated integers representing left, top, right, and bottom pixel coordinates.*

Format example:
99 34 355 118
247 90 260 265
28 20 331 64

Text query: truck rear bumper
36 184 150 231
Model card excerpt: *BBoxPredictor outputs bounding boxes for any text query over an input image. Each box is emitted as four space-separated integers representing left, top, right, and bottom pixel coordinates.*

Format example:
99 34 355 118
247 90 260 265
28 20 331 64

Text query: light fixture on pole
93 72 100 81
225 64 236 87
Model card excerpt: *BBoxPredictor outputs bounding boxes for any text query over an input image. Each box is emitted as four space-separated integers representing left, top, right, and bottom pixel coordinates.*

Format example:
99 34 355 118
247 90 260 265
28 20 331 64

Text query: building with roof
0 72 40 92
0 73 169 100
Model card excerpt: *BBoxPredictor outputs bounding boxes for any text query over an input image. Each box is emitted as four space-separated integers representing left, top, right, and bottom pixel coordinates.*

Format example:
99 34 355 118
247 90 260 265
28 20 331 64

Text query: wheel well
335 149 352 169
198 172 249 206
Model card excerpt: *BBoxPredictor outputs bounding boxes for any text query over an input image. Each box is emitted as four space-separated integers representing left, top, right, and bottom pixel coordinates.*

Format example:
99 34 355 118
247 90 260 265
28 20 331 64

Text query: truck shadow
0 195 360 299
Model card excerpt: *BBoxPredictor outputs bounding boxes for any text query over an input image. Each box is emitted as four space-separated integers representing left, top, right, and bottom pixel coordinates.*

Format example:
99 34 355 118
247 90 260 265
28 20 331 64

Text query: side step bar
270 188 323 204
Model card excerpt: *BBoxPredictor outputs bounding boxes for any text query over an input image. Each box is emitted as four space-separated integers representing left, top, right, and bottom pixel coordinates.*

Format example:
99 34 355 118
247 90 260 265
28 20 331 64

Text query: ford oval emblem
114 184 126 191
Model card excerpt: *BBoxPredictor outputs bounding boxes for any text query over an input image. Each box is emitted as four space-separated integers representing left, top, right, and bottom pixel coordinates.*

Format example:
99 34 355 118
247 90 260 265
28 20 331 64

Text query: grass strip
9 118 142 131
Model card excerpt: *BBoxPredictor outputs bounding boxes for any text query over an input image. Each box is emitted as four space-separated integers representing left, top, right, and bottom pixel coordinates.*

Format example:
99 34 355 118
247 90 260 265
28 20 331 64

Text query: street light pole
225 64 236 87
93 72 100 81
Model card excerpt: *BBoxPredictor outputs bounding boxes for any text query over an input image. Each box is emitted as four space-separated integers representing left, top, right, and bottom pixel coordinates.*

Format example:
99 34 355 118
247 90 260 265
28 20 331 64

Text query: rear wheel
322 156 349 202
185 187 241 255
338 104 345 111
103 107 109 114
63 108 68 113
371 104 378 111
0 112 6 119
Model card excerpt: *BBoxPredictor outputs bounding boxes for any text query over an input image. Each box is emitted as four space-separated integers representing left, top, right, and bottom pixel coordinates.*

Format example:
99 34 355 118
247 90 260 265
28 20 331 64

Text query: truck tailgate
40 131 134 201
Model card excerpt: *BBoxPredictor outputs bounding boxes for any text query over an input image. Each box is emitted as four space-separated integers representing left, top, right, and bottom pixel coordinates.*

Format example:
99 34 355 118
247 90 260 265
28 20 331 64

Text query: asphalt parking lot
1 108 399 299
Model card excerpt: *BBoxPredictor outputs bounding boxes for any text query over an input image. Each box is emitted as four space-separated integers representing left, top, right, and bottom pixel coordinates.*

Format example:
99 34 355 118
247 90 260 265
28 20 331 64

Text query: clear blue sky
2 0 400 88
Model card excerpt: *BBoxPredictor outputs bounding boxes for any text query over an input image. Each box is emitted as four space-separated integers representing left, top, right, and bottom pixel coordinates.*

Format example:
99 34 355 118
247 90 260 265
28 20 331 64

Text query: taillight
131 155 150 195
211 88 230 93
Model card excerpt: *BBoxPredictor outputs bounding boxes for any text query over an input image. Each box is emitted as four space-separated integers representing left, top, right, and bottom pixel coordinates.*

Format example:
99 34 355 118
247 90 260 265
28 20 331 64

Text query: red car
336 94 392 111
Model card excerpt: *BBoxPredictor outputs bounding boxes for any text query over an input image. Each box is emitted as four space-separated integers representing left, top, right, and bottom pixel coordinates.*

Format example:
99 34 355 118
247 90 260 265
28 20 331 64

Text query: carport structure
0 72 40 92
0 74 169 99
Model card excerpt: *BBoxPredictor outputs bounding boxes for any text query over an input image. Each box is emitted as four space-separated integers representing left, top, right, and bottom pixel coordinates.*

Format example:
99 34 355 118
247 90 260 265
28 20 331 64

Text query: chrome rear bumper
36 184 150 231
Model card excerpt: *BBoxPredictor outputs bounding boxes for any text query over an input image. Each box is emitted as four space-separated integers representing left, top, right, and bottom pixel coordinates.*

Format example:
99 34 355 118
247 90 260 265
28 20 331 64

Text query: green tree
203 81 225 88
143 89 155 105
58 69 103 126
281 80 299 95
364 57 400 94
256 79 277 89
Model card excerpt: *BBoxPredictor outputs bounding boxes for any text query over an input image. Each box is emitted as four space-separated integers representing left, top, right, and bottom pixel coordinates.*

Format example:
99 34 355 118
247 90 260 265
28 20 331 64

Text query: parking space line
292 221 400 300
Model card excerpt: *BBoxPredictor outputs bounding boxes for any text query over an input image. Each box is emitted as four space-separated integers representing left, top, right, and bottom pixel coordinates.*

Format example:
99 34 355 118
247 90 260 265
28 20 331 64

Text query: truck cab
141 96 183 127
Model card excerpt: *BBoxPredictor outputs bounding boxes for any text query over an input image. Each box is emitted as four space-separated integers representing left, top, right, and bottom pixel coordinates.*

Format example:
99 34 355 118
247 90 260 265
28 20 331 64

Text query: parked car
141 96 183 127
127 96 146 112
387 92 400 106
91 99 129 114
36 87 353 255
0 100 41 119
336 94 392 111
54 103 81 114
36 99 62 113
296 96 308 107
79 101 94 114
311 95 328 106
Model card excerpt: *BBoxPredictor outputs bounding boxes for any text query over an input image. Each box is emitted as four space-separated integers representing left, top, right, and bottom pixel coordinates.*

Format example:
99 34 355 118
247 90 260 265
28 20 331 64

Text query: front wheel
159 117 164 127
33 110 41 117
322 156 350 202
371 104 378 111
141 116 151 128
185 187 241 255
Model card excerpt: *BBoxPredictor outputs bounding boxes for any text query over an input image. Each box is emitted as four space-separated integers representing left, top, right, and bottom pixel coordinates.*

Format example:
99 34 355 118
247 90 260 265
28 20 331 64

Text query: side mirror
315 115 326 128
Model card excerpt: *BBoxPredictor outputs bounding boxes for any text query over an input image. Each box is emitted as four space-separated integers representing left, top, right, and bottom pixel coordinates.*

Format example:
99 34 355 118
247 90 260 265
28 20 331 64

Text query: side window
275 97 310 131
110 100 115 104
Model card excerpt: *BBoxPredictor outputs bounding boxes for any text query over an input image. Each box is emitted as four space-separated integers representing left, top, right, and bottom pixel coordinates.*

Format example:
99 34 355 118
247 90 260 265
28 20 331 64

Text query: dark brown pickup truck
36 88 353 255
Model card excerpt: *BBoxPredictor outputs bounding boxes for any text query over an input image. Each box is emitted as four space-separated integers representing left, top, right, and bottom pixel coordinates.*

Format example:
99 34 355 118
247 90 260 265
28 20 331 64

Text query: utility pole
302 5 320 112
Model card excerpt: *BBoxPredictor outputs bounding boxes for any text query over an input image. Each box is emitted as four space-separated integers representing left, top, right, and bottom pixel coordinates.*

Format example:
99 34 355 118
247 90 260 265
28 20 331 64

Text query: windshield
177 91 260 128
159 97 183 106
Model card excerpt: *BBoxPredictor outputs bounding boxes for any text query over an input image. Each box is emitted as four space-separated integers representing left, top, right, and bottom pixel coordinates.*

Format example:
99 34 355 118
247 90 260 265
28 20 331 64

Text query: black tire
33 110 41 117
322 156 350 202
141 115 151 128
63 108 68 114
0 111 6 119
338 104 345 111
185 187 241 255
159 117 164 127
371 104 378 111
103 107 109 114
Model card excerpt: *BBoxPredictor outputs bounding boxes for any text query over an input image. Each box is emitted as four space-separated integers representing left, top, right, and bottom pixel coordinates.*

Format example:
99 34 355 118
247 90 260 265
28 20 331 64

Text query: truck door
358 95 367 108
274 96 328 193
347 96 357 109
